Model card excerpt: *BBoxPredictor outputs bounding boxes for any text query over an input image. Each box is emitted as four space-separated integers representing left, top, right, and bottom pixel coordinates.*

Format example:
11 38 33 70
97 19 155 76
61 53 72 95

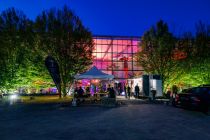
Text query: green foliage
0 8 53 93
136 20 210 90
34 5 94 97
0 6 93 95
136 20 178 90
174 22 210 87
137 20 210 90
0 8 32 92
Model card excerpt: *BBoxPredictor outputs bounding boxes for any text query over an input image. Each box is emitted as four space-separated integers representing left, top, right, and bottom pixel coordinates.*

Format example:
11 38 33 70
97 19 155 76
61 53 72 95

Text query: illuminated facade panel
93 36 143 79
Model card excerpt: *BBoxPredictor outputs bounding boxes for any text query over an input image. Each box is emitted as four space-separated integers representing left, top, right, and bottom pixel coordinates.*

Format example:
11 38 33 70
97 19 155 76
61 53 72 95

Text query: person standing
127 85 131 99
171 85 178 106
110 87 116 98
107 84 111 93
124 84 127 98
78 86 84 97
135 84 140 99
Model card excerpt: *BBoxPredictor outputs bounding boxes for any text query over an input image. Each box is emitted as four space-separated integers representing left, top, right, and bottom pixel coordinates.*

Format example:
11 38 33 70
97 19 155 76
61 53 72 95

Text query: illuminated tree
35 6 94 97
136 20 179 91
157 22 210 88
0 8 33 93
180 22 210 86
0 8 53 93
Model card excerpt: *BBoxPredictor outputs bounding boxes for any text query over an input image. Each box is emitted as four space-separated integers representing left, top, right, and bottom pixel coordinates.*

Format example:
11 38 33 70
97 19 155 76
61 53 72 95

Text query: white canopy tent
74 66 114 80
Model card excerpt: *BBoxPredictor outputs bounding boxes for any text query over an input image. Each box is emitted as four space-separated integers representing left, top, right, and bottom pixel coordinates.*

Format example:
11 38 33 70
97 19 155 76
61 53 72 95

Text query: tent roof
74 66 114 80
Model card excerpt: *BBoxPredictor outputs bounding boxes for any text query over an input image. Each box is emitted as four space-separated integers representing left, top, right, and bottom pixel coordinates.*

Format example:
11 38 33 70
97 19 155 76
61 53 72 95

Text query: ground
0 102 210 140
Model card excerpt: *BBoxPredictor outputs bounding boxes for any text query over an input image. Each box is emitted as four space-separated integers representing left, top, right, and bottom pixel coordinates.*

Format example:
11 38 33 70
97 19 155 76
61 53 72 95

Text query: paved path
0 103 210 140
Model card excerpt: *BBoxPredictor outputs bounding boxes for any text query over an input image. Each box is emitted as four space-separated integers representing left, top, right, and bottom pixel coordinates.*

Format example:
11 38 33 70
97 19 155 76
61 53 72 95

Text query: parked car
175 85 210 115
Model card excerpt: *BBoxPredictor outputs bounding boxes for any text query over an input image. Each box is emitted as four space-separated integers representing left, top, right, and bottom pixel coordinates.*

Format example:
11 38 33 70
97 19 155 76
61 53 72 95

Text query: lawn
1 94 73 104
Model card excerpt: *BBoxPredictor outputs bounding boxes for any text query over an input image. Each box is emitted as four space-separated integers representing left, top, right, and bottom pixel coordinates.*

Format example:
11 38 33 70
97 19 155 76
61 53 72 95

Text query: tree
0 8 53 93
136 20 179 91
168 32 193 87
35 5 94 97
0 8 34 93
180 22 210 86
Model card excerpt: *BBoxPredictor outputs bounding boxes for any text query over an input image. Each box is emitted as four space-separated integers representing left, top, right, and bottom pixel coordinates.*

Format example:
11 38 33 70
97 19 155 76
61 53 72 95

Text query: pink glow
93 38 140 61
93 37 142 79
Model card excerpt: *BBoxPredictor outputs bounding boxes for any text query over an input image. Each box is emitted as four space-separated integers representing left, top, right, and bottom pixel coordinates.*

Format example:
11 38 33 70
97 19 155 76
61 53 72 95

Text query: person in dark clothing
151 89 157 101
127 85 131 99
124 84 127 98
107 84 111 93
135 84 140 98
86 86 90 93
110 87 116 98
78 87 84 97
107 85 115 98
171 85 178 106
166 90 171 99
107 84 112 98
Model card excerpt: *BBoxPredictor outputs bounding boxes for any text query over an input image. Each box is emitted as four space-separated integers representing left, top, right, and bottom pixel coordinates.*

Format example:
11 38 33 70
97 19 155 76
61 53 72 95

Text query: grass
2 95 73 104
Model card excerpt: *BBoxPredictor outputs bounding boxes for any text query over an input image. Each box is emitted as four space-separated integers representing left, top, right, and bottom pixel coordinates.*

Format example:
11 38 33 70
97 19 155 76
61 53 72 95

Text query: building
93 35 143 82
75 35 163 96
92 35 162 96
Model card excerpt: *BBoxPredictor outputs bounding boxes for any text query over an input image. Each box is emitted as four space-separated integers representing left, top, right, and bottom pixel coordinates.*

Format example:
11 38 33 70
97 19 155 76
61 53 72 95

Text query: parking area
0 103 210 140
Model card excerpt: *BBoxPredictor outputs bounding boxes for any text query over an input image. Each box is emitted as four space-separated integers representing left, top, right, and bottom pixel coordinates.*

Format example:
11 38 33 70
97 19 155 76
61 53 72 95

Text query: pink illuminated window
93 36 142 79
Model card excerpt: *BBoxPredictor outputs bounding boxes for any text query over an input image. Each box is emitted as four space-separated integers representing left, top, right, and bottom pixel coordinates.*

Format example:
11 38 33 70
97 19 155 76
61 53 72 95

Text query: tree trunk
58 83 62 98
61 76 67 97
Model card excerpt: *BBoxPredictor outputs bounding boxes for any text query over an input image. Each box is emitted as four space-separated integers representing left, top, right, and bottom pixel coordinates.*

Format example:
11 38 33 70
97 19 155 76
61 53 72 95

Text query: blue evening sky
0 0 209 36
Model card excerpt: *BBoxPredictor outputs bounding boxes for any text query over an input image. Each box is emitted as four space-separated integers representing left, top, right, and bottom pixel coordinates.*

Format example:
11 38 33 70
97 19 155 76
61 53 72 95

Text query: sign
45 56 61 97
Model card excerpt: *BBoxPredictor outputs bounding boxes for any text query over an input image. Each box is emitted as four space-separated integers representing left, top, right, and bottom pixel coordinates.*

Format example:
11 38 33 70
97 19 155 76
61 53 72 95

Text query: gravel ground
0 103 210 140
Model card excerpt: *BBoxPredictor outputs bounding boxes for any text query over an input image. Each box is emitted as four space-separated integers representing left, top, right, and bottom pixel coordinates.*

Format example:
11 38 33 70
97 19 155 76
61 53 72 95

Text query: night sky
0 0 209 36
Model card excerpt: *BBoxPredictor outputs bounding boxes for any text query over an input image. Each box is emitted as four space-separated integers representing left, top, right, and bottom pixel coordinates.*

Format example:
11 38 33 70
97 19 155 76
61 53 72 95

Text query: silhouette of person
107 84 111 93
78 86 84 97
124 84 127 98
110 87 116 98
135 84 140 98
127 85 131 99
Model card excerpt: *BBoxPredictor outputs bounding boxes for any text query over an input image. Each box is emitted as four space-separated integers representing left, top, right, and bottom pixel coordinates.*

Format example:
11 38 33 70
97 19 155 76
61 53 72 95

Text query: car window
183 88 194 93
182 87 210 94
192 87 210 94
191 88 200 94
206 88 210 95
201 87 210 93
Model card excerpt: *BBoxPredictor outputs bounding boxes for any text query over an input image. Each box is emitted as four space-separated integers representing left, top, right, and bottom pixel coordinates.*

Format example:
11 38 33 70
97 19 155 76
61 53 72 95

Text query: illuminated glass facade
93 35 143 80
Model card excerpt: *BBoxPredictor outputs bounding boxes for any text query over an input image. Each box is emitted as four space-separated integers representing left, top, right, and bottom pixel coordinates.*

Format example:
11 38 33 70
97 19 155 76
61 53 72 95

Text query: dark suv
176 85 210 115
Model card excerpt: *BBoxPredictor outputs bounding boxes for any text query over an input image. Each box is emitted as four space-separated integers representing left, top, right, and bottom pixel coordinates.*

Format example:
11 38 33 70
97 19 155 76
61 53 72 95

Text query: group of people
74 86 84 97
124 84 140 99
107 84 141 99
74 83 141 99
107 84 140 99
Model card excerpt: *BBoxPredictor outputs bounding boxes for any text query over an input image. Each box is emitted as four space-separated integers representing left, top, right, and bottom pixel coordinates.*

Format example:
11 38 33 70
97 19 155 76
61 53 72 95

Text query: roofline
93 34 141 39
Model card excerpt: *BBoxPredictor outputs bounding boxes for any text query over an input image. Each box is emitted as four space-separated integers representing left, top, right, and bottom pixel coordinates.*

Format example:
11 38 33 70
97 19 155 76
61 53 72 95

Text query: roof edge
93 34 141 39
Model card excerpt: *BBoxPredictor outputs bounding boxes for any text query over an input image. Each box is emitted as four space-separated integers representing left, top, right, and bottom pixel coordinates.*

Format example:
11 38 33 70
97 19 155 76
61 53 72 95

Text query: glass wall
93 36 143 80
